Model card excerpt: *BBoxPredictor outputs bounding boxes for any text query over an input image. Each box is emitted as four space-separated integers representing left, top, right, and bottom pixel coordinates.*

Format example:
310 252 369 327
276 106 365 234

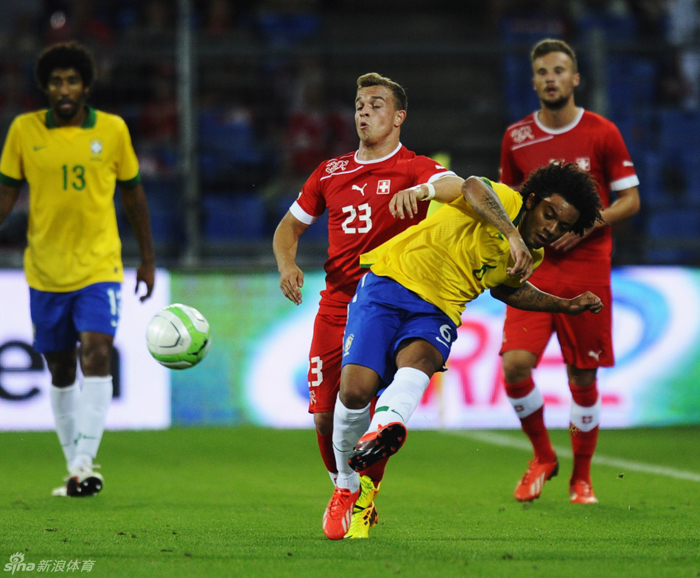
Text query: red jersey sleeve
598 120 639 193
292 159 335 222
408 154 452 185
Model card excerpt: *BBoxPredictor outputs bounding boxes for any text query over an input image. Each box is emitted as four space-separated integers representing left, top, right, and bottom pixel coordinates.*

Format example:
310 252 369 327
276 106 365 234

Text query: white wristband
422 182 436 201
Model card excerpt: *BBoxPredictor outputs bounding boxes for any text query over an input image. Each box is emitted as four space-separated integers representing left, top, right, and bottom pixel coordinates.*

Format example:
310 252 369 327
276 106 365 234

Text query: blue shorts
342 272 458 385
30 282 122 353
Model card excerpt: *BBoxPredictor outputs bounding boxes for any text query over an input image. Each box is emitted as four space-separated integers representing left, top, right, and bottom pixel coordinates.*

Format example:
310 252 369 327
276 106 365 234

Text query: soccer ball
146 304 212 369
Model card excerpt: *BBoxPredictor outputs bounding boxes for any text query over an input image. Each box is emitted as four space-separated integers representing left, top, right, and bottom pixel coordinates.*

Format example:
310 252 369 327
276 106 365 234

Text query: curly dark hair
35 41 96 91
520 162 603 236
357 72 408 111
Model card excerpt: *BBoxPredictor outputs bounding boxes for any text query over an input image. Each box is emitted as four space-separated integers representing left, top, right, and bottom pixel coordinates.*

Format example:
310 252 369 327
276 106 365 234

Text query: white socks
50 376 113 474
368 367 430 432
506 387 545 419
570 395 602 432
73 375 113 469
50 382 79 467
332 368 430 490
332 398 370 491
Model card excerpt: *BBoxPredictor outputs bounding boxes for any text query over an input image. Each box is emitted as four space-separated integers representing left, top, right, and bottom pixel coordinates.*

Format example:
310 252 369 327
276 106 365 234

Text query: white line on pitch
448 430 700 483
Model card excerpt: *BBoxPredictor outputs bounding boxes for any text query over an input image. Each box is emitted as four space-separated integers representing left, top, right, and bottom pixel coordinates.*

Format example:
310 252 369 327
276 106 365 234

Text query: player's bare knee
47 364 77 387
44 351 78 386
501 351 535 384
80 343 112 376
340 386 372 409
314 412 333 435
339 364 378 409
396 339 441 376
567 365 597 387
502 365 530 385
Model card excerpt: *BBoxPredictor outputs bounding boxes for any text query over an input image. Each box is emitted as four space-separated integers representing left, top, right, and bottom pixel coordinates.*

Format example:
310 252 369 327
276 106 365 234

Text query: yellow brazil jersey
360 179 544 326
0 107 140 292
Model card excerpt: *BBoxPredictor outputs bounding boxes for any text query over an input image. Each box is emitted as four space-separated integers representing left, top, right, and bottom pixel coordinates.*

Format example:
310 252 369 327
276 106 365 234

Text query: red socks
316 429 337 478
569 382 600 484
505 377 556 464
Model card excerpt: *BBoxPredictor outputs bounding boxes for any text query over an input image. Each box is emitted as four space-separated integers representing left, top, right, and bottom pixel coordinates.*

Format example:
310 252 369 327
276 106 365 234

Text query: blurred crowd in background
0 0 699 267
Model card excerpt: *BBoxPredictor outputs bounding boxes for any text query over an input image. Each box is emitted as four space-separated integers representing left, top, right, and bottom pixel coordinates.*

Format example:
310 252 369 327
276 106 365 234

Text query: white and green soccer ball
146 304 212 369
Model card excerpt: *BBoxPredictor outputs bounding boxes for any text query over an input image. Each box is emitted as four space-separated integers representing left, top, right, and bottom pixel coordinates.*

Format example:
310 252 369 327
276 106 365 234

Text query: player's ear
572 72 581 89
524 193 538 209
394 109 406 128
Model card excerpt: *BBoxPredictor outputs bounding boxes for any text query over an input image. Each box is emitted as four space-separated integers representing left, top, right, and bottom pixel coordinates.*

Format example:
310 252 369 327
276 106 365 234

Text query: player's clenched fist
390 185 426 220
567 292 604 315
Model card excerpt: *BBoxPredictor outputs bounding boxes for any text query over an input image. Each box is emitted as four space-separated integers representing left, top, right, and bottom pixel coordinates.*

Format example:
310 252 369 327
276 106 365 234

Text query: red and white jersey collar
354 142 402 165
534 107 585 135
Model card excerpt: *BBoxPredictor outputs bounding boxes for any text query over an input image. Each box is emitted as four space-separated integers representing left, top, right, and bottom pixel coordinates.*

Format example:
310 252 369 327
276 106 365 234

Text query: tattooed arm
490 282 604 315
462 176 533 282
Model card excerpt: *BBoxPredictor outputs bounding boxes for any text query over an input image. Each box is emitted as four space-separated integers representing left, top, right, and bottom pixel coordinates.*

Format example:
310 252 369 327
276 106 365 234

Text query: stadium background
0 0 699 431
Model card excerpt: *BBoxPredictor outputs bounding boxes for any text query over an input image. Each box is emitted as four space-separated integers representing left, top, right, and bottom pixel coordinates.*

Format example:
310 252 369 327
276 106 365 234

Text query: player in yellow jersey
322 162 604 539
0 42 155 497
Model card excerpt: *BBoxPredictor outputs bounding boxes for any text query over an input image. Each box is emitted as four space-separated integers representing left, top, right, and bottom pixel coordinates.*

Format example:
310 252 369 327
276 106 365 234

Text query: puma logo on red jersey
352 184 367 196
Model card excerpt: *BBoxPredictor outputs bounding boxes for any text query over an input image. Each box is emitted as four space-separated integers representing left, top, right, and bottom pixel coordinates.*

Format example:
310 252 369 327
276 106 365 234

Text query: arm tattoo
470 193 515 235
495 282 566 313
465 180 518 237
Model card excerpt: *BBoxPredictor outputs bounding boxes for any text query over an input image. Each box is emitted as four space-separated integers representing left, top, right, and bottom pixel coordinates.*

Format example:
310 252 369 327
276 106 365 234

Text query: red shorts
307 312 346 413
500 283 614 369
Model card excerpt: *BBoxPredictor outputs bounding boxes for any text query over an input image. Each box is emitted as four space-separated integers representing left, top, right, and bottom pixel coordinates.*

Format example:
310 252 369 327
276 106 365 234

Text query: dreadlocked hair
520 162 603 236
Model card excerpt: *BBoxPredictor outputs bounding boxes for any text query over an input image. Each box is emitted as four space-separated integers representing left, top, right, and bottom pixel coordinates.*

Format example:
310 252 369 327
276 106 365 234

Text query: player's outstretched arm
273 211 309 306
121 184 156 302
462 177 533 282
491 283 603 315
389 175 464 220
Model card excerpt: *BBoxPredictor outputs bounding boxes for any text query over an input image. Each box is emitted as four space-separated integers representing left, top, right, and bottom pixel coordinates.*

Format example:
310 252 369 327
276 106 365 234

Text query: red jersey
500 109 639 285
291 143 453 314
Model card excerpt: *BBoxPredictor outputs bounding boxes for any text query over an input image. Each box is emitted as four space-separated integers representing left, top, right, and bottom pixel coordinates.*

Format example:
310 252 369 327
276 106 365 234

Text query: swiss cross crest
325 159 349 174
511 125 534 144
377 180 391 195
576 157 591 171
90 140 103 154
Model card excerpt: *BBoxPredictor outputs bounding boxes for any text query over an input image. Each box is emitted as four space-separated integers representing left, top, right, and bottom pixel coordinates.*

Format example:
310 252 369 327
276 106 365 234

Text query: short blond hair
356 73 408 111
531 39 578 73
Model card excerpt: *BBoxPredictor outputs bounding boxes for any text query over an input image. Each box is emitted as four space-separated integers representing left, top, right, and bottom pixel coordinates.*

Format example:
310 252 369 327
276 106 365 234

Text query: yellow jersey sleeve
114 117 141 187
0 118 26 185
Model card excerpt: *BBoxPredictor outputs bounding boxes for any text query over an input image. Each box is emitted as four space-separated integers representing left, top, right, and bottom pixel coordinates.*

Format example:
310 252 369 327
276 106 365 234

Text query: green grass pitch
1 426 699 577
